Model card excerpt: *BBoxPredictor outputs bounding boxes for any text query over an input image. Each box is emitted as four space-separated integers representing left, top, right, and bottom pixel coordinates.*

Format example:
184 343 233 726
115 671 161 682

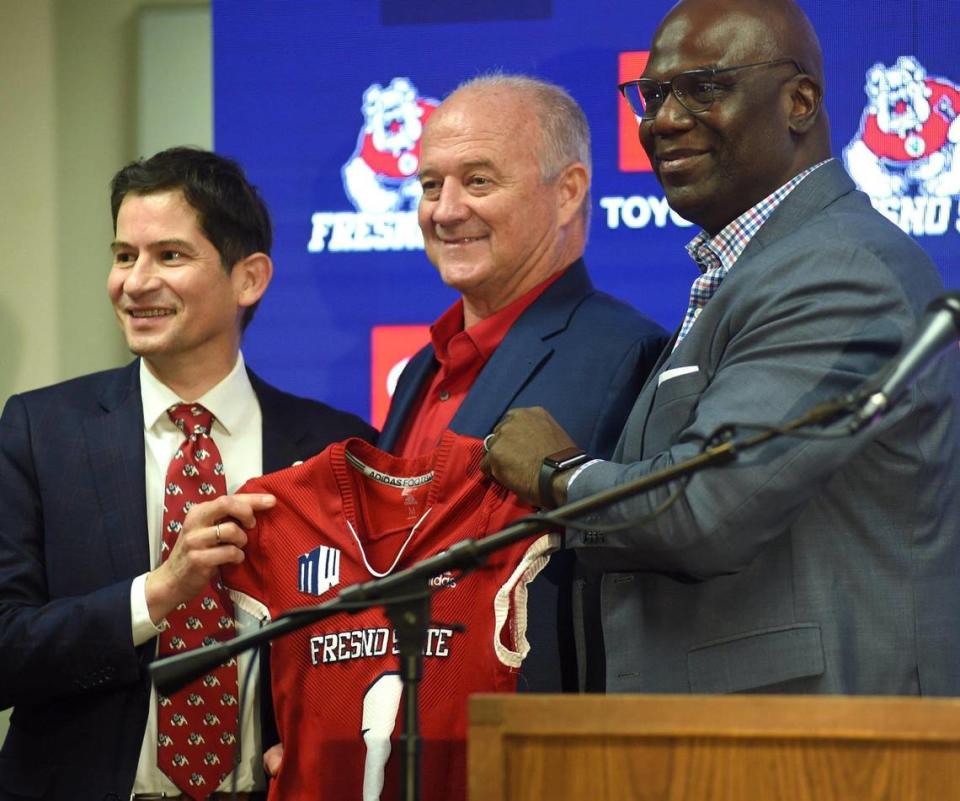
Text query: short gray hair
452 73 592 226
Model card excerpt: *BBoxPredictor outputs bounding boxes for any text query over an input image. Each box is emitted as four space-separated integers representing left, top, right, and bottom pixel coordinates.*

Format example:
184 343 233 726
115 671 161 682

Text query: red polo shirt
396 271 566 456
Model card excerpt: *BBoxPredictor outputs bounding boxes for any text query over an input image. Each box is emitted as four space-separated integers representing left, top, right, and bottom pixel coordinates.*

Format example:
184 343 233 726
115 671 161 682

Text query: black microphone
850 292 960 432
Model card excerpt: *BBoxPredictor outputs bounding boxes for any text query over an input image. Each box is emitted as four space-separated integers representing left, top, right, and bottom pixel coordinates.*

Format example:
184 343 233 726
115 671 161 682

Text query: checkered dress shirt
673 159 832 348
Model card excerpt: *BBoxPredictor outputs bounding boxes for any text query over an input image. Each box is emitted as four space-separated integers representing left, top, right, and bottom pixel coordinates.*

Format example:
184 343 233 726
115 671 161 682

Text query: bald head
639 0 831 233
661 0 824 87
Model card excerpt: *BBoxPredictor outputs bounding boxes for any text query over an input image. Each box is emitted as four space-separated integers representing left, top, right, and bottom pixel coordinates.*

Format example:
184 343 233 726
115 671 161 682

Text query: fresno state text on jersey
222 431 554 801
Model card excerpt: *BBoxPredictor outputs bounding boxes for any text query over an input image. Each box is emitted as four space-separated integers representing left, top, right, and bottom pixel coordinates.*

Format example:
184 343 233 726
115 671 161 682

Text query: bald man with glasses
484 0 960 697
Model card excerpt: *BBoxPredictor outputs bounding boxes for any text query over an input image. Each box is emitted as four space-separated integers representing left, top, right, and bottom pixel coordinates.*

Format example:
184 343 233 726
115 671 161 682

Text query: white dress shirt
131 353 265 795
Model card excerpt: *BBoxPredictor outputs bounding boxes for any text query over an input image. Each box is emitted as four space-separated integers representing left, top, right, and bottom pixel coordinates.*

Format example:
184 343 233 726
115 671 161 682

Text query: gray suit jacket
568 161 960 696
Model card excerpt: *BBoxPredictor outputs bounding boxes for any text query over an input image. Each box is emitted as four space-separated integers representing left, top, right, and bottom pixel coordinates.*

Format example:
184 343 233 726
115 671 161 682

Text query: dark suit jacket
569 161 960 695
379 260 669 691
0 361 374 800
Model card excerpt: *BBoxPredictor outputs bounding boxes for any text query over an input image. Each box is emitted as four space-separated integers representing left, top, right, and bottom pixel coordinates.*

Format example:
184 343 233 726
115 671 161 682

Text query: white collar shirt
131 353 265 795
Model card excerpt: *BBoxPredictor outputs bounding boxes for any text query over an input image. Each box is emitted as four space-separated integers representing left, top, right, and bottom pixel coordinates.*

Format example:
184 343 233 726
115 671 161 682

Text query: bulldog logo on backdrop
308 77 440 253
343 77 436 213
843 56 960 236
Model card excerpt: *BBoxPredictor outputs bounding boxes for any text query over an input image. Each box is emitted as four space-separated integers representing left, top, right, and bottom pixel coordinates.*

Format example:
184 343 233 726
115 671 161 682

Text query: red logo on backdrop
619 51 653 172
370 325 431 429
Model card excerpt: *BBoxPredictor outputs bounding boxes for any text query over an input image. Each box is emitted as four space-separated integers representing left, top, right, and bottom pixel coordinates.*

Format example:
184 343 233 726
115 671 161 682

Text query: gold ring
215 522 222 544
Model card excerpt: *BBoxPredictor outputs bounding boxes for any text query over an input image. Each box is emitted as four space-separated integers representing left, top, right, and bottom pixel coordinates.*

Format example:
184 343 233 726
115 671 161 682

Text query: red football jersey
222 431 553 801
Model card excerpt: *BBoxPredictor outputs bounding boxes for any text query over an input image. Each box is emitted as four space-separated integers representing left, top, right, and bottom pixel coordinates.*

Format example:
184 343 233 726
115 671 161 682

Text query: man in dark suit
379 75 668 691
486 0 960 695
0 147 374 799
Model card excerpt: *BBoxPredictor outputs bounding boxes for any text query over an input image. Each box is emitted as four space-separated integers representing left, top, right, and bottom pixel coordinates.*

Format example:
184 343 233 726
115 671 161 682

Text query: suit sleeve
0 395 143 709
568 239 938 579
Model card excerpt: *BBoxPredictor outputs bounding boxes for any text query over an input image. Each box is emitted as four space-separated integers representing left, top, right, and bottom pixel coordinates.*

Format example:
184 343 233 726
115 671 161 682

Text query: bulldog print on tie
156 403 239 799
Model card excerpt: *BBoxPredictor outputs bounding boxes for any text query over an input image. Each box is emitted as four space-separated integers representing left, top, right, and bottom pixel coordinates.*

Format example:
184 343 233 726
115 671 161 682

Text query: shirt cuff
565 458 602 492
131 572 165 647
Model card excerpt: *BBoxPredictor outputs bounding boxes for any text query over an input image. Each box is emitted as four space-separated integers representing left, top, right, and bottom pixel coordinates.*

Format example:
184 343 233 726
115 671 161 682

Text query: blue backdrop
214 0 960 424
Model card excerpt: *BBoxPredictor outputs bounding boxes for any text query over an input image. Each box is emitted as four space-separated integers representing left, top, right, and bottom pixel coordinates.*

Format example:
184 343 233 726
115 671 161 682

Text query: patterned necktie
156 403 239 800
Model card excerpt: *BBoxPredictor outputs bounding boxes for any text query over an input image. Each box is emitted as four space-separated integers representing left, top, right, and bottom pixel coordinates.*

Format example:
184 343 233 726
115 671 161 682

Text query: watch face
546 447 588 468
539 447 589 509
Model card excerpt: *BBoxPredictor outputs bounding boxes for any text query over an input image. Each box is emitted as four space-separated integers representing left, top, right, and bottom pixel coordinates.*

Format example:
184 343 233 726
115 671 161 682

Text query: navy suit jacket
0 361 374 800
379 260 668 690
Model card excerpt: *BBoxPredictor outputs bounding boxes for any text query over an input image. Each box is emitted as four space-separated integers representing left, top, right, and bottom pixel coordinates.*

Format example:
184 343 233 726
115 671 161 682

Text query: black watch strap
538 447 589 509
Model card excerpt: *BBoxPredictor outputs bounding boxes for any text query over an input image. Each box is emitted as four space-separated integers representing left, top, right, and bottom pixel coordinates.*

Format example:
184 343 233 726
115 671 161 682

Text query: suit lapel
453 337 553 437
452 260 593 437
84 363 150 578
614 321 683 461
614 161 856 462
260 409 301 473
377 347 438 452
646 324 682 382
741 160 856 260
249 371 307 473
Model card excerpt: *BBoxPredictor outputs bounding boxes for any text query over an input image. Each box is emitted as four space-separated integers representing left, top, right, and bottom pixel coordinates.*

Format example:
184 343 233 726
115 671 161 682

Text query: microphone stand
382 582 430 801
149 388 864 801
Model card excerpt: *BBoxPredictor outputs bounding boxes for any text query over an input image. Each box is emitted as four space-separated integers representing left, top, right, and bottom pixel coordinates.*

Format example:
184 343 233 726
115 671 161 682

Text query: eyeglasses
618 58 804 121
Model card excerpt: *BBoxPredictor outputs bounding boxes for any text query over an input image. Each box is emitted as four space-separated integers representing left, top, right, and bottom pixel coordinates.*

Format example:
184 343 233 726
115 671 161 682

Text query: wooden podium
468 694 960 800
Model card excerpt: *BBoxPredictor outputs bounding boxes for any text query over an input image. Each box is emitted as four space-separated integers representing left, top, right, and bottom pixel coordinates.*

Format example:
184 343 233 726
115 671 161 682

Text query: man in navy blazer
379 75 668 692
0 148 373 799
485 0 960 696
